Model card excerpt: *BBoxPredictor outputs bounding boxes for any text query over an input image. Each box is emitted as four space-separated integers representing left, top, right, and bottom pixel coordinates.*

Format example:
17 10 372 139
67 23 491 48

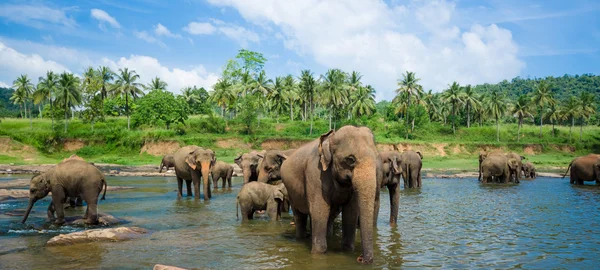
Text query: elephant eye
30 188 36 193
344 155 356 167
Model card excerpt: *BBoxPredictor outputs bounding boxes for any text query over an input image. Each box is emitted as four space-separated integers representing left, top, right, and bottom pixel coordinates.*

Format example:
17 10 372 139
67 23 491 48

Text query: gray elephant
236 182 287 221
522 162 537 179
479 151 524 183
212 161 234 188
173 145 216 200
21 159 107 225
281 126 379 264
159 154 175 173
234 151 265 184
562 154 600 184
257 149 297 183
400 150 423 188
379 151 402 225
481 153 520 184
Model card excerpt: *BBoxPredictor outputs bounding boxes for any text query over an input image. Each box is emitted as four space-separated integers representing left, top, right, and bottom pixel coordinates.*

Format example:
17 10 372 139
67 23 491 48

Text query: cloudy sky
0 0 598 100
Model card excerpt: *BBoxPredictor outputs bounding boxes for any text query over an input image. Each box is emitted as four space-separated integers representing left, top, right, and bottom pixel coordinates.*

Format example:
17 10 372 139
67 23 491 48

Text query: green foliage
131 89 189 129
103 96 127 116
237 94 259 135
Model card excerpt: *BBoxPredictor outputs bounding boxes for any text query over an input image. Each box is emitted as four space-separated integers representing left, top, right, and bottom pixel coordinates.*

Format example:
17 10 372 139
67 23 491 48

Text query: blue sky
0 0 598 101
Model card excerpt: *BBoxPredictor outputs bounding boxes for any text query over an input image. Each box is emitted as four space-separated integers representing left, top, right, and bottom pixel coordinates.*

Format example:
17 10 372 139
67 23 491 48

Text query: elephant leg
176 177 183 198
84 202 99 225
327 206 341 237
417 173 422 188
504 173 510 184
75 196 83 207
402 171 409 189
51 187 66 225
47 201 56 221
292 208 308 240
389 183 399 225
267 201 279 220
212 175 219 189
222 176 226 188
309 200 330 254
342 196 359 251
185 180 193 197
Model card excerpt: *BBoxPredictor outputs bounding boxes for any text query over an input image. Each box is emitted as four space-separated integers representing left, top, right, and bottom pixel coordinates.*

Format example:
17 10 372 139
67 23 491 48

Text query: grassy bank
0 116 597 171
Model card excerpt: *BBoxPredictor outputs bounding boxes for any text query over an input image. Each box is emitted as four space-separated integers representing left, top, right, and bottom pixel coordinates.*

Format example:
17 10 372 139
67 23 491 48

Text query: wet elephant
481 154 519 184
522 162 537 179
257 149 297 183
21 159 107 225
173 145 216 200
234 151 265 184
281 126 379 264
379 151 402 225
236 182 288 221
562 154 600 185
400 150 423 188
212 161 234 188
159 154 176 173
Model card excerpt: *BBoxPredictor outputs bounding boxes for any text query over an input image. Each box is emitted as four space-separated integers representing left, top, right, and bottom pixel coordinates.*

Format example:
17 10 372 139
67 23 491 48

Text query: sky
0 0 598 101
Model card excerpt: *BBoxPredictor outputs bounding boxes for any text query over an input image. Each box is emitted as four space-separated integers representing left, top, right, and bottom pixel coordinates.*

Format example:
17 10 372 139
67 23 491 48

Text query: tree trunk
329 105 332 130
579 118 583 142
126 95 130 130
50 99 54 129
221 105 225 117
25 102 31 128
309 98 314 135
289 100 293 121
406 93 410 139
303 102 307 122
517 117 522 142
39 105 42 119
19 104 22 119
539 107 543 138
479 112 482 127
552 121 555 137
64 102 68 133
452 103 456 134
467 104 470 128
569 117 573 142
496 116 500 142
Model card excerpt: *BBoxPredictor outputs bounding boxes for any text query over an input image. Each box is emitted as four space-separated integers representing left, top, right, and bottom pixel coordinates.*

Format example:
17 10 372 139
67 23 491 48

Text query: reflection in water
1 175 600 269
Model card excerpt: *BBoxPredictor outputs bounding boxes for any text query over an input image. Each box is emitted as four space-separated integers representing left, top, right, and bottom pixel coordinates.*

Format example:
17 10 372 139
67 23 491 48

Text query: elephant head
257 151 288 183
186 148 216 197
319 127 378 263
273 183 287 202
22 173 52 224
508 158 520 182
235 151 264 184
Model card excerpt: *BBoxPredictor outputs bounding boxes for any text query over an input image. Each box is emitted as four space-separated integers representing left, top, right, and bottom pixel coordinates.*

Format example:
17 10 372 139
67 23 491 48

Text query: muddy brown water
1 175 600 269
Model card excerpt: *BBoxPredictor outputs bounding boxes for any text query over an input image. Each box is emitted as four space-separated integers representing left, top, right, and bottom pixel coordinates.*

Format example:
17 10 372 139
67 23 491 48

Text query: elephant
236 182 288 221
281 126 379 264
212 161 234 188
159 154 176 173
522 162 537 179
21 159 107 225
481 154 520 184
257 149 297 183
234 151 265 184
378 151 402 225
399 150 423 188
562 154 600 185
173 145 216 200
479 151 524 183
506 152 525 182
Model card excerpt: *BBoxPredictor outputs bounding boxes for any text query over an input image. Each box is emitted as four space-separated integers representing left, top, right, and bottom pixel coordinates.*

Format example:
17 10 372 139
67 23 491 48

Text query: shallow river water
1 175 600 269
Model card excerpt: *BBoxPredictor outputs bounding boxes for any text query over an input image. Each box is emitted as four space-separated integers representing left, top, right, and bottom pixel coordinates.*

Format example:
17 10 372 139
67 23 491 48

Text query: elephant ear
185 151 197 170
508 158 518 170
391 156 400 175
273 189 284 202
319 130 335 171
234 155 242 166
416 151 423 160
276 153 288 165
520 156 526 160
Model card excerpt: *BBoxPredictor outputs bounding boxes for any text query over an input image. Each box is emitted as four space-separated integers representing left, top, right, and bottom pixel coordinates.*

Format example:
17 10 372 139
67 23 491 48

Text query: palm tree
12 75 34 127
345 71 363 120
145 77 168 92
422 90 438 121
544 103 562 137
320 69 347 130
56 72 81 132
35 71 59 127
112 68 144 129
441 81 463 134
462 85 480 128
531 81 555 137
351 85 376 118
210 79 235 118
9 85 26 119
395 71 422 138
485 90 507 142
512 95 533 142
282 75 299 121
181 86 201 107
561 96 581 143
578 92 596 142
268 77 286 123
299 70 316 134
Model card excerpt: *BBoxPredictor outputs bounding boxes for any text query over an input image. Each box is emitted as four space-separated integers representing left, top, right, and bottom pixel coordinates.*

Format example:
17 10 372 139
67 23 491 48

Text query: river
1 175 599 269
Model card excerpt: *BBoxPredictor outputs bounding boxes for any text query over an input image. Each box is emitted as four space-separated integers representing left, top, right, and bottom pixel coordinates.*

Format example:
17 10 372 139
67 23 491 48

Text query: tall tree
544 103 562 137
351 85 376 118
345 71 363 120
144 77 168 92
268 77 286 123
56 72 82 132
299 70 316 134
97 66 114 119
485 90 507 142
112 68 143 130
320 69 347 130
12 75 34 127
282 75 298 121
462 85 480 128
531 81 555 138
35 71 59 128
210 79 235 118
511 95 533 142
441 81 463 134
395 71 422 138
578 92 596 142
561 96 581 143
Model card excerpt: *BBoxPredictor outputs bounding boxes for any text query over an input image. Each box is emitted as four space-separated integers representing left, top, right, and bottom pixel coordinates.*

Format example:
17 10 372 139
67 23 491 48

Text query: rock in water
46 226 148 246
67 213 122 226
153 264 188 270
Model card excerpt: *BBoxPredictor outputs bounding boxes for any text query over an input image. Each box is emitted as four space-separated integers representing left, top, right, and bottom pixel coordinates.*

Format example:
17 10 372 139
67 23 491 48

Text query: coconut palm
9 85 26 119
210 79 235 117
299 70 316 134
181 86 201 106
560 96 581 143
320 69 347 129
531 81 555 137
485 90 508 142
112 68 144 130
462 85 480 128
12 75 34 127
351 85 376 118
422 90 438 121
268 77 286 122
544 103 563 137
578 92 596 142
56 72 81 132
34 71 59 126
395 71 422 138
511 95 533 142
345 71 363 119
145 77 168 92
282 75 299 121
441 81 463 134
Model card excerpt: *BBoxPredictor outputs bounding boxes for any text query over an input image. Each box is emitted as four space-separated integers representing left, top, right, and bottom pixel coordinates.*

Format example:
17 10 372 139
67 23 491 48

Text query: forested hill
0 87 18 117
472 74 600 100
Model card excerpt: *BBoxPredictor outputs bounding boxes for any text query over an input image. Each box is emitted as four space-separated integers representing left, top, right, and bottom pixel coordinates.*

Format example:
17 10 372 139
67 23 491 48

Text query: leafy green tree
299 70 317 134
80 68 104 130
35 71 59 127
511 95 533 142
320 69 347 130
103 96 127 116
544 103 562 137
561 96 581 142
131 89 189 129
441 81 463 134
11 75 34 127
485 89 508 142
112 68 144 130
531 81 555 137
282 75 299 121
183 86 211 115
268 77 285 123
237 94 259 135
351 85 376 118
395 71 422 138
578 92 596 142
236 49 267 75
56 72 81 132
462 85 480 128
210 79 235 117
144 77 168 92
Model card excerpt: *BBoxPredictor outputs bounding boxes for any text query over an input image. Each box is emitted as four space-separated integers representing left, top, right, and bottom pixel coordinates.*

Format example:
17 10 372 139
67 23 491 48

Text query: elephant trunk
353 159 377 264
201 162 212 200
242 165 251 184
21 198 36 224
257 167 269 183
159 161 164 173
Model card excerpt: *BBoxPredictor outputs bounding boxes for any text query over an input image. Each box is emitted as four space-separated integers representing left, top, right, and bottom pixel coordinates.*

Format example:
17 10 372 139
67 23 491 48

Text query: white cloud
184 22 216 35
0 42 70 83
0 81 9 88
134 30 167 48
206 0 525 100
102 55 220 93
0 4 76 29
91 9 121 29
155 23 181 38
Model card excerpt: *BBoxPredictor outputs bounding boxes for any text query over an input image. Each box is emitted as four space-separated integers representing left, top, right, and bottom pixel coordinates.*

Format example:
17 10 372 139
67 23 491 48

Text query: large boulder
46 226 148 246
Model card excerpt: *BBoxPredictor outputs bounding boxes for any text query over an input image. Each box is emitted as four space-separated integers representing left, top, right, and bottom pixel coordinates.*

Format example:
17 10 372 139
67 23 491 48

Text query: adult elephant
506 152 525 182
481 154 520 184
159 154 175 173
212 161 234 188
281 126 379 264
235 151 264 184
562 154 600 185
257 149 297 183
21 159 107 225
479 151 524 183
379 151 402 225
173 145 216 200
400 150 423 188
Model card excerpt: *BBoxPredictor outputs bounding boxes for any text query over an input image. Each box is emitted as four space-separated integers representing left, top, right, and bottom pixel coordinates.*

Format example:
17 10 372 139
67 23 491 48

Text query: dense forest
1 49 598 144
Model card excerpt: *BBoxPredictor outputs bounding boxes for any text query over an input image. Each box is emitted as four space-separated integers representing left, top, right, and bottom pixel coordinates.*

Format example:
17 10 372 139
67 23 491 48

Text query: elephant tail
562 161 573 179
101 178 107 200
159 161 164 173
236 196 239 220
407 163 412 188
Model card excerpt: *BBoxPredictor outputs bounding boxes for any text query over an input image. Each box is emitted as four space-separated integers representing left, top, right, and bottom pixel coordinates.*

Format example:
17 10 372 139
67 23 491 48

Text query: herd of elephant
17 125 600 264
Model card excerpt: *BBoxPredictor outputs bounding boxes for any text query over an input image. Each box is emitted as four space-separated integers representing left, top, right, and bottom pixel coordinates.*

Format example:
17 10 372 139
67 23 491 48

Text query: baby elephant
159 154 176 173
236 182 288 222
